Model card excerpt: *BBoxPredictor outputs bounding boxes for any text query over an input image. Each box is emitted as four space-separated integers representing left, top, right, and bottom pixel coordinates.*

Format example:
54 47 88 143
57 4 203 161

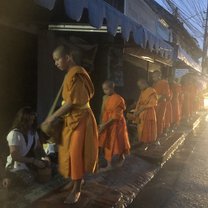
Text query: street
129 116 208 208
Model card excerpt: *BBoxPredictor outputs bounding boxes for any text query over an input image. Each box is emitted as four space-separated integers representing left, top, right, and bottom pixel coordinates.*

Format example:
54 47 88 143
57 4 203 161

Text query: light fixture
140 56 155 63
155 58 172 66
128 53 154 63
48 24 122 33
159 18 169 28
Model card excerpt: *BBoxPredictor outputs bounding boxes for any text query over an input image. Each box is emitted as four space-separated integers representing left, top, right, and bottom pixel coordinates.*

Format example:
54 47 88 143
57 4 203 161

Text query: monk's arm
50 102 73 120
99 118 116 133
157 94 166 103
144 95 157 108
101 118 115 129
100 105 123 132
135 95 157 115
163 83 171 100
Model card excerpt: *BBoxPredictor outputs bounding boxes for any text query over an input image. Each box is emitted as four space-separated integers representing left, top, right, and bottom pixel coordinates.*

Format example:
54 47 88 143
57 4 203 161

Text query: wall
0 26 37 154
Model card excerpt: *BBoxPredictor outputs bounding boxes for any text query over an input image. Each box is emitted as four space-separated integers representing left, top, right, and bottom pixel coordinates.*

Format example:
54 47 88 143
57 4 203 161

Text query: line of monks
41 45 204 204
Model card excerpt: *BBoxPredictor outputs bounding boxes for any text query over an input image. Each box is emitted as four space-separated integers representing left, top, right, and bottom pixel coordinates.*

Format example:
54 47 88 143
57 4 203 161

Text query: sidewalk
1 112 206 208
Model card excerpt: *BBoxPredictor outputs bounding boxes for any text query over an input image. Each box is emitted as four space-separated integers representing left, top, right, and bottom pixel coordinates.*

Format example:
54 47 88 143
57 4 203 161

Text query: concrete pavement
0 113 206 208
129 114 208 208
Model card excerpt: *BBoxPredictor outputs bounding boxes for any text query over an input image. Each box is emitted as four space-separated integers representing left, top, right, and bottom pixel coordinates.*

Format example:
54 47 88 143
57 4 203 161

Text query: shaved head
102 80 115 96
137 79 149 90
52 44 75 71
152 70 162 82
102 80 115 89
53 44 72 57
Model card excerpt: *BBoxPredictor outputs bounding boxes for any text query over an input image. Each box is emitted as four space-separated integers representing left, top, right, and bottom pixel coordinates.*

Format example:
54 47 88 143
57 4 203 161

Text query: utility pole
202 0 208 74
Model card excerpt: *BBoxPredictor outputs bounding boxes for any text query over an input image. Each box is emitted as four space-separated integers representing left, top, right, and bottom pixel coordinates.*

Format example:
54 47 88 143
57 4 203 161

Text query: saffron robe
164 88 173 129
99 94 130 162
170 82 182 124
153 80 170 137
182 84 193 119
59 66 98 180
135 87 157 143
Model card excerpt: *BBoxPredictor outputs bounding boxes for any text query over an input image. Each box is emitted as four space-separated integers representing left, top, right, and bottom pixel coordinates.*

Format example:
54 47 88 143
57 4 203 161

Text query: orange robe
99 94 130 162
135 87 157 143
59 66 98 180
193 82 202 112
153 80 170 137
170 82 182 124
182 83 192 119
164 88 173 129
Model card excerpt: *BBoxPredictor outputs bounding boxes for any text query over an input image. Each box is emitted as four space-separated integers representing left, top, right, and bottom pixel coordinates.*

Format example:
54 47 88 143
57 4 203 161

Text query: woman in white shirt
6 106 49 186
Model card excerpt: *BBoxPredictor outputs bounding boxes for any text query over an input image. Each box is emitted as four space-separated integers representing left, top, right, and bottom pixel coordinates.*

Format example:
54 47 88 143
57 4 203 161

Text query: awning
177 46 202 72
35 0 173 59
124 47 173 66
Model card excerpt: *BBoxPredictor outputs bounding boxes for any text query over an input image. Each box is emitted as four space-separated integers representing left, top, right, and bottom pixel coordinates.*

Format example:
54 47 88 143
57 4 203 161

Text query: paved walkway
0 114 205 208
129 115 208 208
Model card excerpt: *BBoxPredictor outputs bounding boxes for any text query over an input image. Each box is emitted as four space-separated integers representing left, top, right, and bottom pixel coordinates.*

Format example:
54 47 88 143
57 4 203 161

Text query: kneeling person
6 107 50 187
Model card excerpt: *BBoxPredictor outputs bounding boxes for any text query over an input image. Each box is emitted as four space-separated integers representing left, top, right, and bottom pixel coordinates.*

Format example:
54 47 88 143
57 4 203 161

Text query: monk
170 78 182 127
128 79 157 145
164 80 173 132
181 74 193 121
152 71 170 138
42 45 98 204
99 81 130 171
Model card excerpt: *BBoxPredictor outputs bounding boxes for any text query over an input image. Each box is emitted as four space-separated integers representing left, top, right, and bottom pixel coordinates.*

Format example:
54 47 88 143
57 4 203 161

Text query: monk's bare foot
61 180 85 192
116 160 124 168
116 157 125 168
144 145 149 151
155 141 161 146
64 192 81 204
148 143 155 149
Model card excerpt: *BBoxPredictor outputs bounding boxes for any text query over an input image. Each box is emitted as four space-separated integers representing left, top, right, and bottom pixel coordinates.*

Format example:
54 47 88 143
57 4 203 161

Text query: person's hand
126 112 134 121
42 157 51 167
158 95 166 102
2 178 11 189
33 159 46 169
133 111 139 117
44 115 56 124
99 124 106 133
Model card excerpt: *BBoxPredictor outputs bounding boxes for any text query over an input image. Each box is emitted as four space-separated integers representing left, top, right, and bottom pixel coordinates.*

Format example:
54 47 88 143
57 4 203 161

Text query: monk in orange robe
42 45 98 204
128 79 157 145
99 81 130 171
181 74 193 121
164 86 173 131
152 71 170 138
170 79 182 126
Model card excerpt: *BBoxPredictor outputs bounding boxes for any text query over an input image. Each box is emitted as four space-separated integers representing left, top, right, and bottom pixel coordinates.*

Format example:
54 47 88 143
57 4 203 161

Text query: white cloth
44 143 57 155
6 129 39 172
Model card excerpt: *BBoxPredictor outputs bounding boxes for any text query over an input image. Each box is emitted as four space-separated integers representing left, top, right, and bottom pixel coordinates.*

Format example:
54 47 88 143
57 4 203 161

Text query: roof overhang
36 0 174 59
124 47 173 67
175 46 202 72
